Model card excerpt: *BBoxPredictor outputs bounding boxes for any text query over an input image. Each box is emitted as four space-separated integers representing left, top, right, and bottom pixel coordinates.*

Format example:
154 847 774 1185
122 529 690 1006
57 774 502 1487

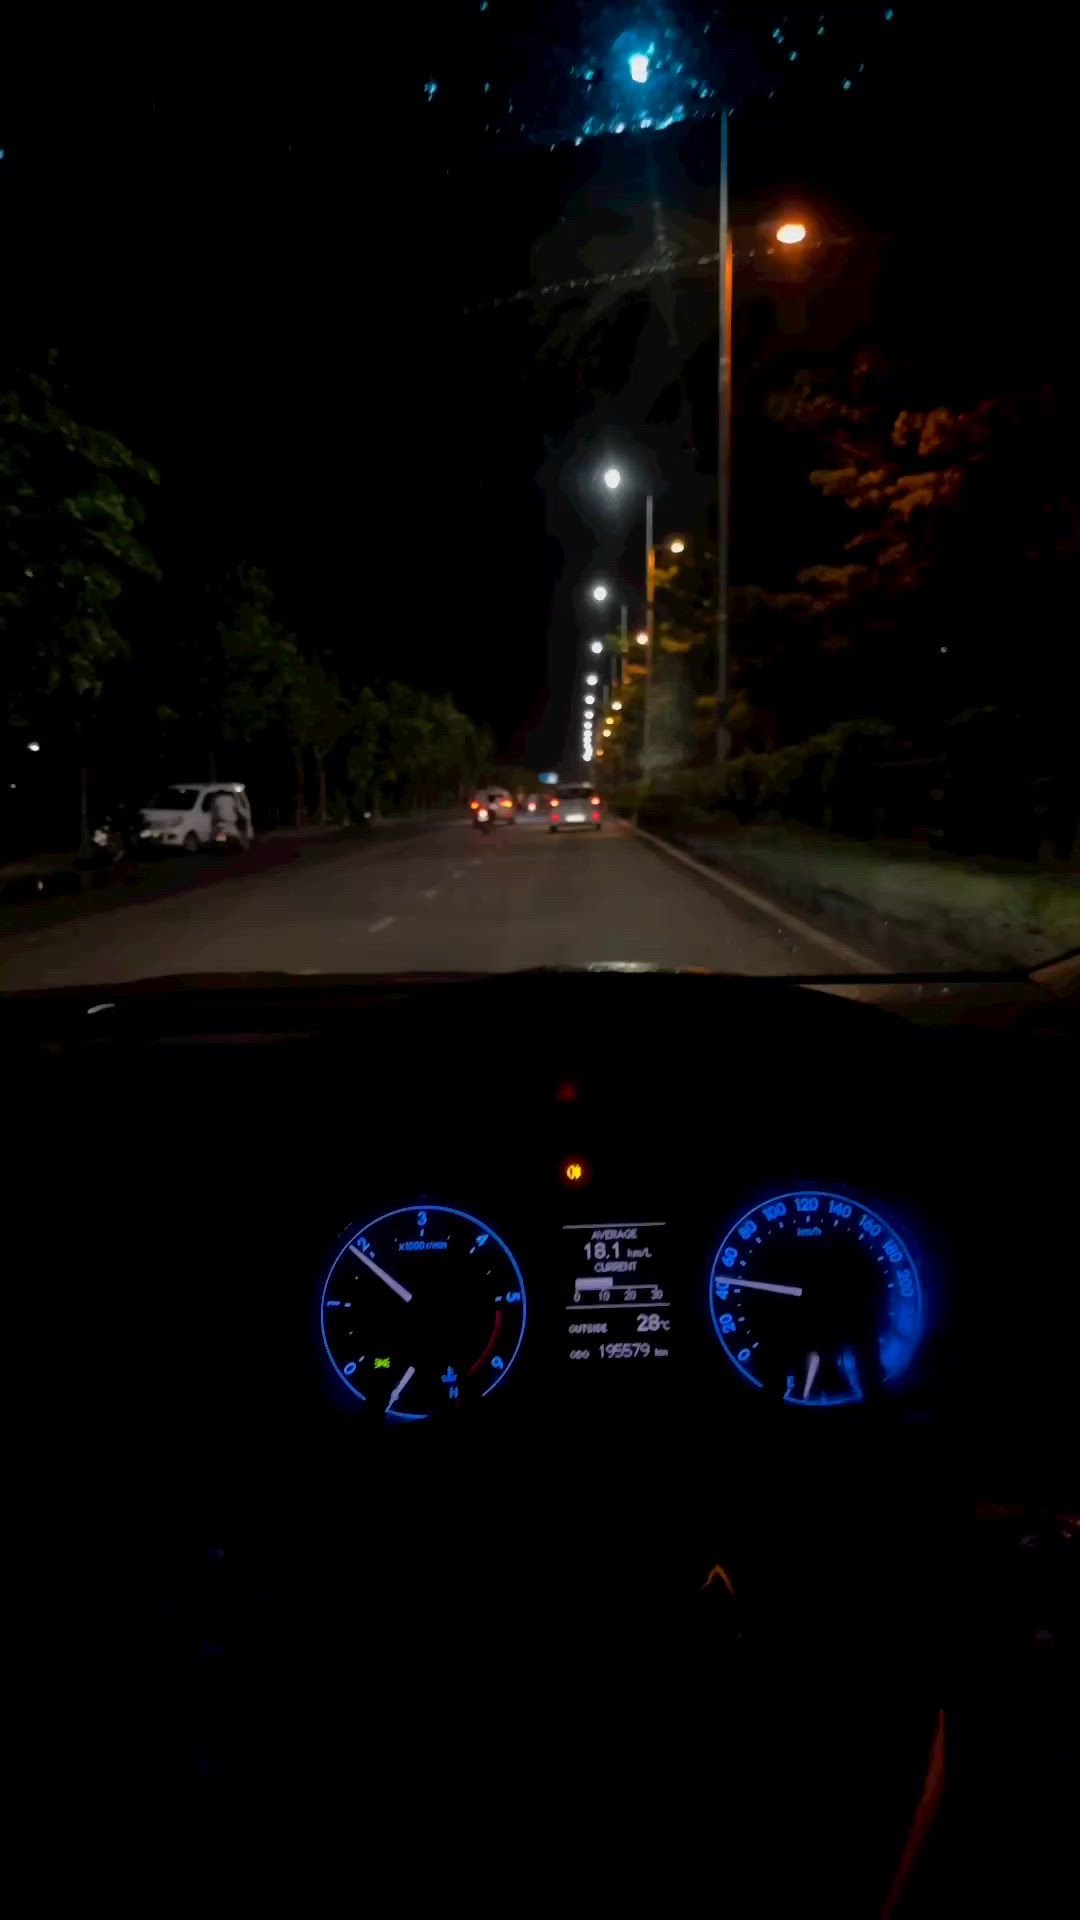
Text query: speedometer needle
349 1243 413 1303
387 1364 415 1411
726 1277 803 1297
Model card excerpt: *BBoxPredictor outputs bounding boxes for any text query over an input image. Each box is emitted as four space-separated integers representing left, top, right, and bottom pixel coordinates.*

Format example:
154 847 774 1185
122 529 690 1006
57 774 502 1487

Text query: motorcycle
209 822 247 855
475 805 493 836
86 803 142 869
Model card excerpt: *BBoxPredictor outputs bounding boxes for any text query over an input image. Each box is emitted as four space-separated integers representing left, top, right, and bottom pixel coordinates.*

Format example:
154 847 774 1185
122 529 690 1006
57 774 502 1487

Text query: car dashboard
5 967 1075 1900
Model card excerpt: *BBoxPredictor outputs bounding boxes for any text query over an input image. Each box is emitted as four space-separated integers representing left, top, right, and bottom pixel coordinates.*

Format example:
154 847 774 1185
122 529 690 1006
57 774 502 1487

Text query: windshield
2 10 1076 992
147 789 200 813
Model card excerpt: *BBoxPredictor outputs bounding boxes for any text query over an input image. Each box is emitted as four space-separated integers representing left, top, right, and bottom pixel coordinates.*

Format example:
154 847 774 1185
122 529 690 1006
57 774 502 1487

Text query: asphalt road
0 815 863 991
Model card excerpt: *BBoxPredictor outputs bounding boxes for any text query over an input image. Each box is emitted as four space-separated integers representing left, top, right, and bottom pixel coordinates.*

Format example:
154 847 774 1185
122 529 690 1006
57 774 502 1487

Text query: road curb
629 821 885 974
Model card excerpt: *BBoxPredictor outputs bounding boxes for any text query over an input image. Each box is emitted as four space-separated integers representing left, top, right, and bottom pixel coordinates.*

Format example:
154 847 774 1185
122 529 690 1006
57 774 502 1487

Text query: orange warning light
563 1159 587 1184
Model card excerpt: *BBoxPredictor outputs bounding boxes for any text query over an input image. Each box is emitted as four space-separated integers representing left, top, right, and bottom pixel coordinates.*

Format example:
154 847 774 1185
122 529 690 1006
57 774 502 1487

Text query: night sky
2 5 1069 771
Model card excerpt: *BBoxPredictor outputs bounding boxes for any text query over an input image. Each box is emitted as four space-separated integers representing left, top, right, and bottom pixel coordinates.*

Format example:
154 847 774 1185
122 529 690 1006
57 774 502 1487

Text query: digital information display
562 1219 672 1366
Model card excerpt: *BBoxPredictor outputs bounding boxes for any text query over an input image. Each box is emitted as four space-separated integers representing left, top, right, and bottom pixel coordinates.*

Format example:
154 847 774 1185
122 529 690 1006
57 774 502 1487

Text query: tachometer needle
727 1277 803 1297
349 1243 413 1303
802 1351 821 1400
387 1364 415 1411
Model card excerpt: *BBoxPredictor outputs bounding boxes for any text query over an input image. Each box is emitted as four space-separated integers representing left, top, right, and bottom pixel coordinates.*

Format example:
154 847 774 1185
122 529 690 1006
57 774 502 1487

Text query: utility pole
642 491 655 778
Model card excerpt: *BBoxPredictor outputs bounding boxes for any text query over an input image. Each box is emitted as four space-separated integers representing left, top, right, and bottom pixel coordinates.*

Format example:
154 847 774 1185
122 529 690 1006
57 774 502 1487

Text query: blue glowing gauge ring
320 1205 527 1420
708 1191 924 1407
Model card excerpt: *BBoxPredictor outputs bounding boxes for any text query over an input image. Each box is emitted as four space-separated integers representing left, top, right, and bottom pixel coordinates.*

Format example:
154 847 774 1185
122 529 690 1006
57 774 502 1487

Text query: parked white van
140 783 254 853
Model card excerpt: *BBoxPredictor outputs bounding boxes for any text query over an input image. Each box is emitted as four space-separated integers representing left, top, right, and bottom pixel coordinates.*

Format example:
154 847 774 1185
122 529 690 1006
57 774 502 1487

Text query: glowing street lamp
586 672 598 686
629 53 649 84
602 729 612 739
669 538 685 554
590 640 604 655
584 694 595 706
611 700 623 711
592 583 609 603
776 221 807 246
602 467 622 491
636 631 648 646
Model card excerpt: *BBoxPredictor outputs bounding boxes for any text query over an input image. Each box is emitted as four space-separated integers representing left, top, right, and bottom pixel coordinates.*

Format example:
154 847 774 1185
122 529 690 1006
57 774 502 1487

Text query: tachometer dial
320 1205 526 1418
708 1191 923 1406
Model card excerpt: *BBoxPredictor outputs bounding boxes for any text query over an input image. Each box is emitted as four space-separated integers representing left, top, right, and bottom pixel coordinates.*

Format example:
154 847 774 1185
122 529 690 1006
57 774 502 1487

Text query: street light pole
716 107 733 761
642 491 655 777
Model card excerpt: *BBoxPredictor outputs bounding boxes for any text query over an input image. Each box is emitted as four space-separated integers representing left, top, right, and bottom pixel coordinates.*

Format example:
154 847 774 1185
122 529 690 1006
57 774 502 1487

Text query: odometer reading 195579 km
708 1191 924 1407
320 1205 527 1419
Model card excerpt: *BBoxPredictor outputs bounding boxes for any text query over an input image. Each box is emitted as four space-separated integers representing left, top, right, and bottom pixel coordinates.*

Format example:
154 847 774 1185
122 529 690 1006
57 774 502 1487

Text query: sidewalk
646 819 1080 972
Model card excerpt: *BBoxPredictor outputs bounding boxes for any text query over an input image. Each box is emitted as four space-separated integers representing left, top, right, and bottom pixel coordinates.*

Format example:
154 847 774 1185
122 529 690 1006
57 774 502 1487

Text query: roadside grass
652 819 1080 971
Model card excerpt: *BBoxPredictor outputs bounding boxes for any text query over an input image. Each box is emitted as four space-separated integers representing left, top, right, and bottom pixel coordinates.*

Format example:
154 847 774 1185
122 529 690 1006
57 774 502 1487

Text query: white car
469 787 516 826
140 783 254 853
549 784 603 831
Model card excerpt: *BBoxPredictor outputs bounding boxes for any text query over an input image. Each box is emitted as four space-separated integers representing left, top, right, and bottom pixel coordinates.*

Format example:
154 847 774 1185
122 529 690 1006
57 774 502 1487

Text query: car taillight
470 800 479 809
592 812 600 821
527 801 536 812
500 798 512 807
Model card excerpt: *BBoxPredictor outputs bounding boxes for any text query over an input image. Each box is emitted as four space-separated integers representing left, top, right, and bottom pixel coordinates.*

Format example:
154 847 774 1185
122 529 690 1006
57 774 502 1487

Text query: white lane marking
368 915 396 933
452 868 465 879
803 1351 821 1400
348 1244 413 1303
727 1277 804 1298
422 887 440 900
387 1364 416 1412
630 824 884 974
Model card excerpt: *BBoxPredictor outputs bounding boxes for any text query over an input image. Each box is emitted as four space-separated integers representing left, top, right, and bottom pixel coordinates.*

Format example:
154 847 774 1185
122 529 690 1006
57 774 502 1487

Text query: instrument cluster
317 1184 930 1422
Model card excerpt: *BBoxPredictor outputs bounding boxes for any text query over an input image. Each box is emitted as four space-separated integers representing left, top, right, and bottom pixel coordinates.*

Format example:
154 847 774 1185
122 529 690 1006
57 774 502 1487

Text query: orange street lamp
776 221 807 246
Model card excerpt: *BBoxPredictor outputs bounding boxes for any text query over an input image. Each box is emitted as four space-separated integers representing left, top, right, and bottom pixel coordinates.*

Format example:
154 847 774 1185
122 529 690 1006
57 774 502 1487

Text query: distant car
140 783 254 853
469 787 516 826
549 784 603 832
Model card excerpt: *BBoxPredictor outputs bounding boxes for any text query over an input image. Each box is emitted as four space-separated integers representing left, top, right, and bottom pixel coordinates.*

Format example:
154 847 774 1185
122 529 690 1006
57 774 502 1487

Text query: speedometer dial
320 1205 526 1419
708 1192 924 1406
